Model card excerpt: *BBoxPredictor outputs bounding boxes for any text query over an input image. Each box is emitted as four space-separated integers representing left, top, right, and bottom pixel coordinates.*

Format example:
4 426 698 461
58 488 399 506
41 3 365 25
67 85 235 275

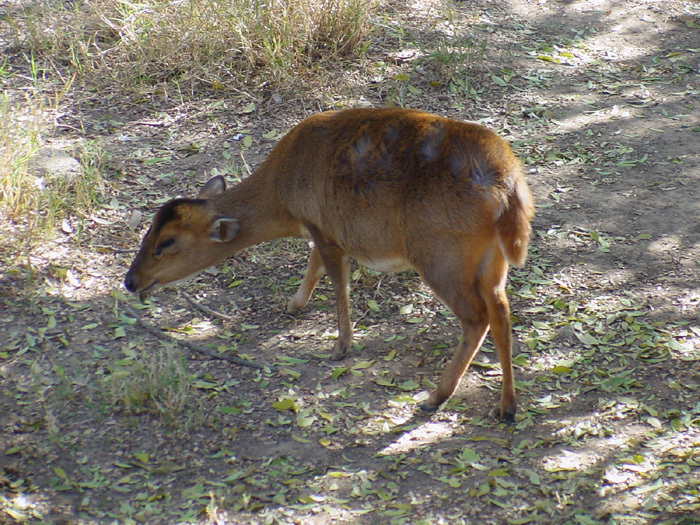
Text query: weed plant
105 345 202 427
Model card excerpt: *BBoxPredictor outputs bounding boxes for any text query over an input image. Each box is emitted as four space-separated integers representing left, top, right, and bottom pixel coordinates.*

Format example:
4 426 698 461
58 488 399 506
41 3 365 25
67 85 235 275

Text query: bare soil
1 0 699 524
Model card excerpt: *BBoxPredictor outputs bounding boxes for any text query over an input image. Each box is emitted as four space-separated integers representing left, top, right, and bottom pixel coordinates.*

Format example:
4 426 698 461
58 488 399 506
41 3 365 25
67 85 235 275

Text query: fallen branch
122 303 272 371
181 291 235 322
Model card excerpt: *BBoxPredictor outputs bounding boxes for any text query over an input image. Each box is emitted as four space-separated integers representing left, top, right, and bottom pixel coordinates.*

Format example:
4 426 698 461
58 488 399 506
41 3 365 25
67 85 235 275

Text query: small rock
555 324 577 344
127 210 143 231
30 146 81 183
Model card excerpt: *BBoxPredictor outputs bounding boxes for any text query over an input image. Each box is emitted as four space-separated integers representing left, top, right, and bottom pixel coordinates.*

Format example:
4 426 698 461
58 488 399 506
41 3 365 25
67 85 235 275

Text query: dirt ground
1 0 699 523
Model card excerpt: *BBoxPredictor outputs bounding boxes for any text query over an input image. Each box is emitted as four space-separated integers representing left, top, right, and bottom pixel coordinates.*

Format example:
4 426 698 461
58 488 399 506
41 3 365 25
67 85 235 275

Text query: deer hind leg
416 248 516 421
308 235 352 361
287 245 325 315
478 252 516 421
419 275 489 412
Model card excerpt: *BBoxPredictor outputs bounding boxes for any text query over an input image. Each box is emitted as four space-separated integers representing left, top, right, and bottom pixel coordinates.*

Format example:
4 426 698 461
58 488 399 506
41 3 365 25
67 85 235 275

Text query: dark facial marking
154 238 175 256
151 198 206 235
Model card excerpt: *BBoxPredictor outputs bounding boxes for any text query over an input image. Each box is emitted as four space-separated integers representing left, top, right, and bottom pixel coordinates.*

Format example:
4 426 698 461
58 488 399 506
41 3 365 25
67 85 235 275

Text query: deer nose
124 272 137 293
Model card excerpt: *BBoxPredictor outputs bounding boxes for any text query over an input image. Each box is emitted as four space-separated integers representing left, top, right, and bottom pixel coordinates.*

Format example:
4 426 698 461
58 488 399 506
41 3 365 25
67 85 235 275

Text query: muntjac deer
124 108 534 421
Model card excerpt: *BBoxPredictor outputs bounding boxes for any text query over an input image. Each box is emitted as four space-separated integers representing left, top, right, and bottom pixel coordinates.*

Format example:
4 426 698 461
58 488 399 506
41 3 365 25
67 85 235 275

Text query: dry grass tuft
9 0 375 92
0 86 105 248
0 0 375 244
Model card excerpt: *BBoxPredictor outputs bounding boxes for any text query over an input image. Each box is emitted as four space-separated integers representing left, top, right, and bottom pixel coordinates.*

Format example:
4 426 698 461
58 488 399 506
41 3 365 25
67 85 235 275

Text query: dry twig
181 291 235 322
122 303 271 371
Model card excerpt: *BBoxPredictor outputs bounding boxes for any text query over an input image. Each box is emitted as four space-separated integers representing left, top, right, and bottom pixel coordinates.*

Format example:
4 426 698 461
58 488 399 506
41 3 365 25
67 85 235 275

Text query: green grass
104 345 203 427
0 91 43 218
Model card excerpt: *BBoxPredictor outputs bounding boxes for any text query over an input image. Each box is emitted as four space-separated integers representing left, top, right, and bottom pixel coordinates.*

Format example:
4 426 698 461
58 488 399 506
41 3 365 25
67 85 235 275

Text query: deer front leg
311 238 351 361
287 246 325 315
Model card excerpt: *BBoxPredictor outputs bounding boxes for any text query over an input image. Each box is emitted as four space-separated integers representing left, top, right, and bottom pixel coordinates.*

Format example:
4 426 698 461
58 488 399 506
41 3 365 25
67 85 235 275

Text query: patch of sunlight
1 492 52 523
597 423 700 514
543 448 599 473
379 419 457 455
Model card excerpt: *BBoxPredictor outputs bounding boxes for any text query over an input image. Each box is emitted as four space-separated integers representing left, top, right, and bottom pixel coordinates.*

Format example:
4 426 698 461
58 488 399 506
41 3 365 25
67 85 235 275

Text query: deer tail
496 175 534 267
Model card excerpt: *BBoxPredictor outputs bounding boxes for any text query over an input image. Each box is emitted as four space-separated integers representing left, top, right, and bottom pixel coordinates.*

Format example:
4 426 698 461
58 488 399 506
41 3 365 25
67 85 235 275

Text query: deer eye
154 238 175 257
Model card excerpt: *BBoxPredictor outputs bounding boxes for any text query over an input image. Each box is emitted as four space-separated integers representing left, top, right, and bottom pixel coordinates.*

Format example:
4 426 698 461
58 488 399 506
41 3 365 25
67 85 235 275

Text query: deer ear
198 176 227 199
210 218 239 242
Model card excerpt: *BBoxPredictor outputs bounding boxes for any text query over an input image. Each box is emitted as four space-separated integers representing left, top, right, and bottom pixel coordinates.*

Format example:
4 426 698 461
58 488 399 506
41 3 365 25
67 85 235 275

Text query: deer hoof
330 340 350 361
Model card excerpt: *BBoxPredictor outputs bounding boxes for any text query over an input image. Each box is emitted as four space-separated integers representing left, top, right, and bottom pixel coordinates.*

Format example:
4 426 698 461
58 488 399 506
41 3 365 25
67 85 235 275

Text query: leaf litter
1 0 700 523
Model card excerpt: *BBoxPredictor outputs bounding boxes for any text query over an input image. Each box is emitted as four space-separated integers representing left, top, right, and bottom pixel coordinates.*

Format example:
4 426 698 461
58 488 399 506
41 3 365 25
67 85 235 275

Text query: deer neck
211 170 302 249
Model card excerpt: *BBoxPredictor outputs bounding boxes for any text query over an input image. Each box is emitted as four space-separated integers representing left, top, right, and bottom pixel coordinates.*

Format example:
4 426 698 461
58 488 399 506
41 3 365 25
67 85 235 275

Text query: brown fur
124 108 535 421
